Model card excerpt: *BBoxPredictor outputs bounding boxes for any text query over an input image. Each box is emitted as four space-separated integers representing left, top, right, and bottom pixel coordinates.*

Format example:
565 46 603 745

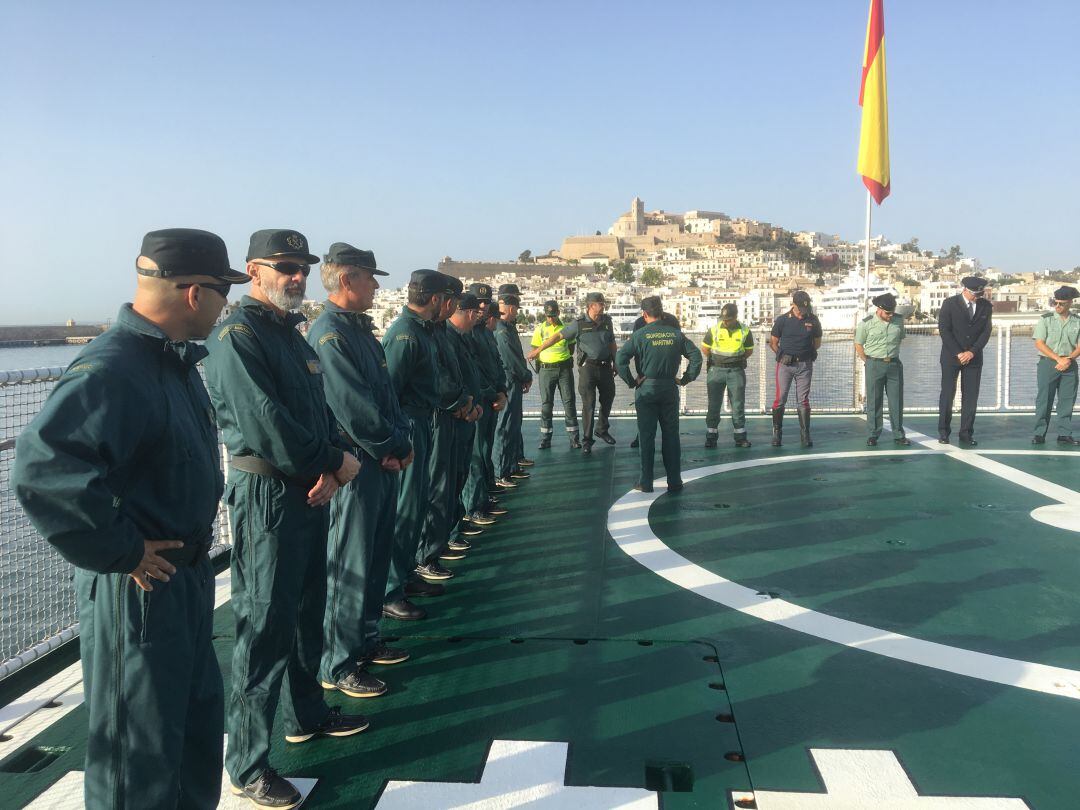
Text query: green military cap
497 283 521 296
409 269 445 294
585 292 606 305
324 242 388 276
488 300 502 317
440 273 464 297
469 282 493 302
498 293 520 307
872 292 898 312
721 303 738 318
247 229 320 264
137 228 249 283
458 293 480 310
543 300 560 316
1054 286 1079 301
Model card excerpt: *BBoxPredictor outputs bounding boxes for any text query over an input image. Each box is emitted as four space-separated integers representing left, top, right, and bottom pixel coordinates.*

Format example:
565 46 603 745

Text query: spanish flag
858 0 890 204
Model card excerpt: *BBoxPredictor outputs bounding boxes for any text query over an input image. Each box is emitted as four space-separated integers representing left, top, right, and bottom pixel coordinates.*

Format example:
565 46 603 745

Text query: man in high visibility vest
531 299 581 449
702 303 754 448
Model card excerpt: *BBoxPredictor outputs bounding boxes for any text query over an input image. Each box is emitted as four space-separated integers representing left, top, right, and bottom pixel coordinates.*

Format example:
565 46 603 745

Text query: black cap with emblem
246 229 320 264
872 292 898 312
138 229 249 283
792 290 811 307
324 243 388 276
469 283 493 302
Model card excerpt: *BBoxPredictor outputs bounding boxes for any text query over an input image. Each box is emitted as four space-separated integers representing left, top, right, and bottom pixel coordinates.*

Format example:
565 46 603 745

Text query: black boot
734 432 751 448
538 434 551 449
569 431 581 449
797 405 812 447
704 432 718 448
771 407 784 447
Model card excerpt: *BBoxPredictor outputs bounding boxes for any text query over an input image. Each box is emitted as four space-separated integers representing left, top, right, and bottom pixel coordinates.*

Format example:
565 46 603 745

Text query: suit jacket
938 293 993 366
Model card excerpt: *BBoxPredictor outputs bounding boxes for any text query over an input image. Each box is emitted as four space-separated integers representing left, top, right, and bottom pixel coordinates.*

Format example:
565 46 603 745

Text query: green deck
3 415 1079 808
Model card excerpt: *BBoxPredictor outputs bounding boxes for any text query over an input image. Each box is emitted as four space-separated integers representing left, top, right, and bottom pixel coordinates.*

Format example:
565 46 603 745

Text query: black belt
540 360 572 368
583 359 612 367
708 357 746 368
159 543 210 567
866 355 897 363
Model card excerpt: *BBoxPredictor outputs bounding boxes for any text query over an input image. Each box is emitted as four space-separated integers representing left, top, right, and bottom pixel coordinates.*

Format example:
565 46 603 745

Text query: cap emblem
286 234 304 250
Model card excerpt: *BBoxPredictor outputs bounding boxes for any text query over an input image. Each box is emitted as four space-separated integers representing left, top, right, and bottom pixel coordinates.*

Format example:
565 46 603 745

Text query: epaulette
1041 312 1054 318
862 314 875 322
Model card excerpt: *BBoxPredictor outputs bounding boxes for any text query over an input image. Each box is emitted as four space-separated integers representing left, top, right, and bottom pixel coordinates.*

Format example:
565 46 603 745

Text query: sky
1 0 1077 324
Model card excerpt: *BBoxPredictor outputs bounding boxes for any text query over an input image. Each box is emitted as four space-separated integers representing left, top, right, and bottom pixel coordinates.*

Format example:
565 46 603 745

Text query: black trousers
938 362 982 438
578 362 615 441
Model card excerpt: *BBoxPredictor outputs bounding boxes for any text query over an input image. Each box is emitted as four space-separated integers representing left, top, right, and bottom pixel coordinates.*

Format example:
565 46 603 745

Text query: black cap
961 276 988 292
543 300 560 316
499 293 521 307
457 293 480 310
409 269 445 295
872 292 898 312
585 292 606 305
441 274 464 297
498 283 521 296
721 303 738 317
137 229 249 283
324 243 388 276
469 282 493 302
488 301 502 317
1054 286 1079 301
792 290 811 307
247 229 320 264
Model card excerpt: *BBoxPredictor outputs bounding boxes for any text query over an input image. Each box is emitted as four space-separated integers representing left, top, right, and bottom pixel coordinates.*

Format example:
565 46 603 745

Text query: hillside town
347 197 1078 334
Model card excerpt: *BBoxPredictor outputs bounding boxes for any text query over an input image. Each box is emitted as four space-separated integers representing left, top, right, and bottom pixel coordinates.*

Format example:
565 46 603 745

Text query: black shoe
668 483 684 493
459 524 483 537
383 599 427 619
404 580 445 598
595 431 616 445
633 483 654 493
285 707 370 743
231 769 302 809
629 437 639 449
1058 435 1080 446
321 667 387 698
704 434 718 448
416 562 454 581
366 644 410 665
538 436 552 449
867 437 878 446
1032 435 1046 444
495 477 519 489
486 503 509 516
509 469 530 479
582 441 593 455
938 434 949 444
569 432 582 449
958 434 977 446
734 435 752 448
448 538 472 551
894 437 911 446
439 548 466 561
517 457 535 467
467 511 497 525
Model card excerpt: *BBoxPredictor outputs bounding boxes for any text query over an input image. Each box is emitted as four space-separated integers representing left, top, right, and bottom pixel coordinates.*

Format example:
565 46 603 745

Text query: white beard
266 287 304 311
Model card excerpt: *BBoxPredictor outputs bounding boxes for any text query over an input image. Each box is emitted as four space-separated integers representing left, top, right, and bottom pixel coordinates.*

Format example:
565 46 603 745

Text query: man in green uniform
531 299 580 449
204 229 367 808
464 284 509 513
417 274 474 581
529 291 618 454
308 243 415 702
616 296 702 493
13 229 246 810
493 287 534 483
855 292 911 447
380 270 446 621
702 303 754 448
1032 285 1080 445
445 293 489 553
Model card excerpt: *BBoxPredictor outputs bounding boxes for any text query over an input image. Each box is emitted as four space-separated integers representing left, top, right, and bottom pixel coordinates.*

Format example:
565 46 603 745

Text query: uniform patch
318 332 342 345
218 323 255 340
307 360 323 375
65 362 97 375
395 334 415 342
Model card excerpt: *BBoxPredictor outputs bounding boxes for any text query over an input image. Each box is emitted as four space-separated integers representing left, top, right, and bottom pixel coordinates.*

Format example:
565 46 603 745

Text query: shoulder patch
395 333 415 342
64 361 98 376
218 323 255 340
318 332 342 346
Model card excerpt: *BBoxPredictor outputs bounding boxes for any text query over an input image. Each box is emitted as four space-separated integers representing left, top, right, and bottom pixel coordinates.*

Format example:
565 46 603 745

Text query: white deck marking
376 739 658 809
607 450 1080 700
745 749 1030 808
22 735 318 809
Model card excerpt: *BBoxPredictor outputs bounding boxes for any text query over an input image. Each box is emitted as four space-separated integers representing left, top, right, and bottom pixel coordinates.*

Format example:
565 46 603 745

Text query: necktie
968 301 975 320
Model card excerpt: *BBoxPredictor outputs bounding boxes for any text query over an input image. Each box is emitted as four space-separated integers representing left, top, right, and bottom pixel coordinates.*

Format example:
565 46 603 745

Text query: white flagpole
863 189 873 308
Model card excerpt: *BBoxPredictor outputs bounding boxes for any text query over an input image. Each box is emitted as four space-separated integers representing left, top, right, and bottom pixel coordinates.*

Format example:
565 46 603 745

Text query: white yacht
817 270 897 329
606 301 644 335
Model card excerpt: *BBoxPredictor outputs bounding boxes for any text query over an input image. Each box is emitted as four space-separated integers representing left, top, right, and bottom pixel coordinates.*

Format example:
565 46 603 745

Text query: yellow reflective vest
703 322 753 362
531 320 573 363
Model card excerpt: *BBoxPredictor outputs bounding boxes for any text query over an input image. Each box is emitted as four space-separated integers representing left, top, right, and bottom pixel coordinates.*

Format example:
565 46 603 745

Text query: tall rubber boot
771 407 784 447
569 431 582 449
797 405 812 447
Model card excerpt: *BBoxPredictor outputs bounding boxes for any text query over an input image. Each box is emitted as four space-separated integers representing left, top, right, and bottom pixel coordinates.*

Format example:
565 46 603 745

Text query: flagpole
863 189 872 309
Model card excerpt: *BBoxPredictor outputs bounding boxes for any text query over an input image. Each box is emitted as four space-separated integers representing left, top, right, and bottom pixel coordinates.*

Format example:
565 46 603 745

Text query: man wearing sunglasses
937 276 993 445
204 229 367 809
1032 285 1080 446
13 229 247 808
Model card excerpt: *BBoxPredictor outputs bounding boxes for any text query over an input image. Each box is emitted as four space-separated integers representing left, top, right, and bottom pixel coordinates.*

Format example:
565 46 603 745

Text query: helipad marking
744 748 1030 808
607 450 1080 700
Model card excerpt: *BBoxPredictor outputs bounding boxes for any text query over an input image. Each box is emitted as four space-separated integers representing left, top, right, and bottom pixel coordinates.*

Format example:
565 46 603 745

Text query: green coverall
466 322 506 508
307 303 412 681
446 321 487 543
204 296 346 788
13 304 224 810
616 321 702 489
493 319 532 478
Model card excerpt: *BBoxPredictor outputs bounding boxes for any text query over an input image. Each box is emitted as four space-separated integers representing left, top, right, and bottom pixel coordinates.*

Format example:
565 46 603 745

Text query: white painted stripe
608 451 1080 700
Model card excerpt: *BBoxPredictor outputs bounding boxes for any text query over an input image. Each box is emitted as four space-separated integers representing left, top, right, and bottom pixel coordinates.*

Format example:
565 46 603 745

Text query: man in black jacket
937 276 993 445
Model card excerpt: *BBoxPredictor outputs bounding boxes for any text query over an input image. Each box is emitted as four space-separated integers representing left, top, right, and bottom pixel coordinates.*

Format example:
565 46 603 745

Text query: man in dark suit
937 276 993 445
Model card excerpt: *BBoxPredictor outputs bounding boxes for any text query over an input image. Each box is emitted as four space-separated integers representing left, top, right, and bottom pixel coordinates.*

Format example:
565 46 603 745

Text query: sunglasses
176 282 230 298
253 260 311 277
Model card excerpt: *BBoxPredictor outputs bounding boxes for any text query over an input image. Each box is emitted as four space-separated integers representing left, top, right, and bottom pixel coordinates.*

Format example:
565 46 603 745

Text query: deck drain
637 640 654 646
724 751 745 762
974 502 1005 511
885 539 907 546
509 638 524 644
644 762 693 792
702 655 719 663
0 745 70 773
716 713 735 723
708 682 726 691
573 639 589 645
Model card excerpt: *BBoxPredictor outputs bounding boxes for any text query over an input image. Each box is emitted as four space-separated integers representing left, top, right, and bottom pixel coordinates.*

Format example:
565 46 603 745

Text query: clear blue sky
2 0 1077 324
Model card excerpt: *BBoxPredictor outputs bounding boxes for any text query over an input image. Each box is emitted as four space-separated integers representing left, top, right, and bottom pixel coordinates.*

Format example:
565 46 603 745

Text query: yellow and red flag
858 0 890 204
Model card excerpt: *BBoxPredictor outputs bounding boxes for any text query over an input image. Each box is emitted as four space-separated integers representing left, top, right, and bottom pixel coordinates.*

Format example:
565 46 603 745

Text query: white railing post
1002 325 1012 409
